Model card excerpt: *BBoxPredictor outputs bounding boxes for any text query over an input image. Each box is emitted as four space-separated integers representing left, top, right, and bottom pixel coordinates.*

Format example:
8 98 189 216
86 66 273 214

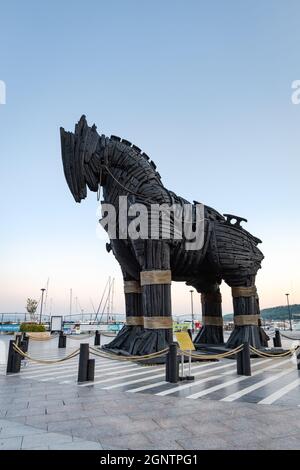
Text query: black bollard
165 343 178 383
6 340 15 374
78 343 89 382
20 341 27 359
165 353 170 382
58 331 66 348
21 333 29 352
274 329 282 348
6 340 21 374
94 330 101 346
297 348 300 371
87 359 95 381
237 342 251 376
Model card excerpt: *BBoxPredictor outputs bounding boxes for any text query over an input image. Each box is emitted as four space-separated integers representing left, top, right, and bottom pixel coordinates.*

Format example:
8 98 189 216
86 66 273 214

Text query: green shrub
20 323 46 332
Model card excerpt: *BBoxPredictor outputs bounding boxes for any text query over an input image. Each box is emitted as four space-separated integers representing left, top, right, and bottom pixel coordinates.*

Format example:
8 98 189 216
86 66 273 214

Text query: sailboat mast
111 278 115 321
107 276 111 324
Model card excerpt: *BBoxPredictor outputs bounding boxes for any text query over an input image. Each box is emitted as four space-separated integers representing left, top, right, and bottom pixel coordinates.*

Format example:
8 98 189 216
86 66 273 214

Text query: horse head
61 115 162 204
60 115 108 202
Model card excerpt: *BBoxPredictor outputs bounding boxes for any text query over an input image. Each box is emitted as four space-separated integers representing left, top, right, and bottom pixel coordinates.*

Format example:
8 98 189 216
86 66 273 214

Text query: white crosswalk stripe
221 365 295 402
126 361 223 393
78 365 165 387
37 363 142 382
102 361 226 390
154 360 270 396
186 359 288 399
258 377 300 405
20 361 139 380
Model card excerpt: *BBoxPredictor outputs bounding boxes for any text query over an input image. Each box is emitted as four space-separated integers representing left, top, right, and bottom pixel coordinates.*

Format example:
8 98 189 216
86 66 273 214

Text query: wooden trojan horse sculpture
60 116 265 355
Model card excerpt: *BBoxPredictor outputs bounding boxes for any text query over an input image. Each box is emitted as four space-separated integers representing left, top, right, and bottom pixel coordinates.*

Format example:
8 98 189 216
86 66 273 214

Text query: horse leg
194 282 224 345
102 272 144 353
129 239 172 356
225 275 263 348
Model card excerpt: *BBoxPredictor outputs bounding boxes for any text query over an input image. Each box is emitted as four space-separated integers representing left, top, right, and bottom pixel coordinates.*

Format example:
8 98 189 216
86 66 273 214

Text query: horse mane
108 135 162 183
101 133 168 206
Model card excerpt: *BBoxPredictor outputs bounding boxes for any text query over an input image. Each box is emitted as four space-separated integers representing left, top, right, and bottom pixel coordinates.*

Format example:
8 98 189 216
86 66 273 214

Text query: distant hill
223 304 300 322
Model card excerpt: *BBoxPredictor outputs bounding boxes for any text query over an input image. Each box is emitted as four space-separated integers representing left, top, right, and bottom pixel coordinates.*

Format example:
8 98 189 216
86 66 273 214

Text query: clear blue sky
0 0 299 316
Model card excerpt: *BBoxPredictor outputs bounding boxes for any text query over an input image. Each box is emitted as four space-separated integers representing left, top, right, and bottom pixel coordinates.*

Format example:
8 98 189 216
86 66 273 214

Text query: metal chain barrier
249 344 300 358
12 343 80 364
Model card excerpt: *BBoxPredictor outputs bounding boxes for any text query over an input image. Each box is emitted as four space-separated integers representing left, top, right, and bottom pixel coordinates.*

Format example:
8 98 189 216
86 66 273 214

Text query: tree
25 298 38 322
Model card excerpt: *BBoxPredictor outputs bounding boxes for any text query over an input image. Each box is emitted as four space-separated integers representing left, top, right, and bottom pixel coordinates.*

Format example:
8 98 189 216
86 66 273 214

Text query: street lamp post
285 293 292 331
190 290 195 333
39 288 46 324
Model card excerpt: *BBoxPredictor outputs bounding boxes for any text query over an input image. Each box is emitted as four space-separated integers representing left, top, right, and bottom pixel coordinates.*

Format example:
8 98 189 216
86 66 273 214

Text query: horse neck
102 138 168 206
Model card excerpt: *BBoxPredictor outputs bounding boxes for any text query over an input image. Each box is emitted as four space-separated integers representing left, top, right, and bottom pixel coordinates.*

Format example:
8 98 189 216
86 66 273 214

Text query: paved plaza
1 334 300 450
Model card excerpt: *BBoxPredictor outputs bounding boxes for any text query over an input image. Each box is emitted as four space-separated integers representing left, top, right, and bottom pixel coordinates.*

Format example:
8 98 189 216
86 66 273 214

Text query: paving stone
183 420 234 437
0 423 46 438
25 416 48 430
6 407 46 418
21 432 74 449
25 445 50 450
147 426 194 444
90 414 132 427
100 432 155 450
224 432 268 449
25 392 47 399
0 398 13 406
46 404 83 414
58 410 90 420
44 411 72 423
82 409 108 419
28 399 65 409
46 392 79 400
4 415 27 425
177 435 229 450
101 444 127 450
47 417 92 433
259 436 300 450
227 415 300 437
116 418 160 436
0 436 23 450
2 401 29 411
49 440 103 450
72 425 124 440
152 413 220 431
